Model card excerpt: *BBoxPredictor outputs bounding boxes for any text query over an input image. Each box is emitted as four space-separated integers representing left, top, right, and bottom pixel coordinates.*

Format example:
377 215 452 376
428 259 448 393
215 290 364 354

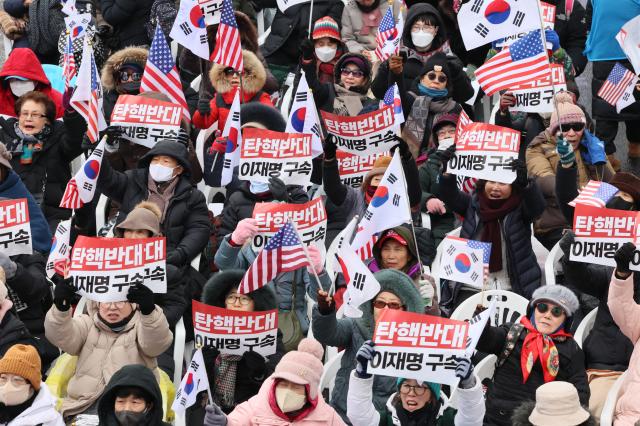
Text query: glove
426 198 446 215
499 93 516 112
104 125 124 148
202 345 220 366
269 177 289 202
203 404 227 426
306 245 324 274
419 278 435 307
300 38 314 62
127 284 155 315
198 97 212 116
176 128 190 147
230 218 259 246
316 289 335 315
52 274 77 312
440 145 456 170
355 340 375 378
558 230 576 257
243 350 267 380
392 135 411 159
545 29 561 52
0 252 17 279
614 242 636 277
455 357 475 389
209 136 228 154
323 135 337 160
510 159 528 189
556 135 575 166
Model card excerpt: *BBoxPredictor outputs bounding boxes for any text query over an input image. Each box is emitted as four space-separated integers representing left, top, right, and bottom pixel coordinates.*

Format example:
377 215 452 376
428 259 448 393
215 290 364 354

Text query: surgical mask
9 80 35 97
437 137 455 150
249 181 270 194
275 387 306 413
115 410 147 425
0 381 33 406
315 46 337 63
149 164 176 182
606 196 635 211
119 81 141 94
411 30 434 48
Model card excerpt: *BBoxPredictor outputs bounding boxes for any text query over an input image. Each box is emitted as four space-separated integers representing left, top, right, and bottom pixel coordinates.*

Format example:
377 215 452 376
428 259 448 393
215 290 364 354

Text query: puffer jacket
0 382 64 426
525 129 614 235
340 0 404 53
99 0 153 49
312 269 425 422
100 46 148 120
0 305 36 358
44 302 173 417
591 60 640 122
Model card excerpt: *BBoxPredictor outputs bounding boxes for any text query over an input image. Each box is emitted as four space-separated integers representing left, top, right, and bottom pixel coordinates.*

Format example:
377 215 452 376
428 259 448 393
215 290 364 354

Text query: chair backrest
600 371 627 426
319 350 344 400
450 290 529 327
575 307 598 349
544 241 563 286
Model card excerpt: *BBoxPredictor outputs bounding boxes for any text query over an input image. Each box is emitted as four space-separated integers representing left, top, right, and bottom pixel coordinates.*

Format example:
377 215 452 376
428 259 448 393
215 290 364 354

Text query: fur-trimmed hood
101 46 149 91
209 50 266 95
201 269 277 312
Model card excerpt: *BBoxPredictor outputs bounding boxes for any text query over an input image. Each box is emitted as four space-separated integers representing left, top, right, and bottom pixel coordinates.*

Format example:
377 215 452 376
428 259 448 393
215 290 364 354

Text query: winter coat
437 174 545 303
0 48 63 118
0 382 64 426
347 370 484 426
215 235 331 333
370 4 473 104
525 130 614 236
97 141 211 268
99 0 153 49
192 50 273 130
44 303 173 417
340 0 403 54
225 377 346 425
608 273 640 424
97 364 171 426
0 308 36 358
418 154 456 245
476 322 589 426
312 269 425 422
591 60 640 122
543 0 588 75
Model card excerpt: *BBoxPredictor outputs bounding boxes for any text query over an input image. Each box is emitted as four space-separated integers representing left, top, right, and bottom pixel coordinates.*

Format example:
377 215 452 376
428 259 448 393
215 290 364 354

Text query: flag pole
288 218 327 294
397 153 426 278
332 215 360 296
307 0 315 37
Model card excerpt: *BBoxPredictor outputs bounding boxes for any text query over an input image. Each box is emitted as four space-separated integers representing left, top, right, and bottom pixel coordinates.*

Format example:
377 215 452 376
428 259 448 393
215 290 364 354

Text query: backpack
146 0 178 41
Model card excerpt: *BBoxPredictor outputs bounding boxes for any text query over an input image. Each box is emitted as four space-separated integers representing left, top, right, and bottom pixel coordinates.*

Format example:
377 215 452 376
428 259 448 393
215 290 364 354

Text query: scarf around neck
478 191 522 272
11 122 51 164
520 316 571 383
214 353 242 410
404 96 456 151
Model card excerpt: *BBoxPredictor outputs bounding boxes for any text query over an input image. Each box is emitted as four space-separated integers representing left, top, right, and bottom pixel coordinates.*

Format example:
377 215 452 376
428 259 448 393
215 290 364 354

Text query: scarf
417 84 449 99
0 392 38 423
267 380 318 422
333 84 370 116
11 122 51 165
403 96 456 153
478 191 522 272
147 174 179 223
520 316 571 383
214 354 242 410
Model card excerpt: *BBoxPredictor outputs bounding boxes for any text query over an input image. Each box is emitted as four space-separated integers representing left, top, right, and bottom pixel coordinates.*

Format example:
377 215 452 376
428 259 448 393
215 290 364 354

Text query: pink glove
426 198 446 215
230 218 259 246
306 245 324 274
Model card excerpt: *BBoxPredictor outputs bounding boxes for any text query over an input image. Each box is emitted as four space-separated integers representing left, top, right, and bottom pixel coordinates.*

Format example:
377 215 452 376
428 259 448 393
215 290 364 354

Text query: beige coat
44 303 173 417
341 0 404 53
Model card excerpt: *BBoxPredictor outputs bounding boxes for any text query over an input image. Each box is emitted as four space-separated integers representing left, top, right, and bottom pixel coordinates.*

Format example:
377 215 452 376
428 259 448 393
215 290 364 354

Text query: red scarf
478 191 521 272
520 317 571 383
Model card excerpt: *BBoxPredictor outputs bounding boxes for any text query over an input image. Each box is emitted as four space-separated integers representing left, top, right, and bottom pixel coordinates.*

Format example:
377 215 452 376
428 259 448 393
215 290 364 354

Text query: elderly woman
299 17 346 84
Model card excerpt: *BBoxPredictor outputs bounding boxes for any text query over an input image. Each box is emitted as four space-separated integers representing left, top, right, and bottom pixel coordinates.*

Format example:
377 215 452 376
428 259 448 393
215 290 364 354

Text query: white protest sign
439 236 491 289
69 236 167 302
321 107 397 156
336 150 388 188
0 199 33 257
192 301 279 357
509 64 567 113
276 0 311 13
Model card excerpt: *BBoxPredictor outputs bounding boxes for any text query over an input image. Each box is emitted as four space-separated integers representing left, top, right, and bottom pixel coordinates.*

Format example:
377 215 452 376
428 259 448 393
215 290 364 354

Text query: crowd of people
0 0 640 425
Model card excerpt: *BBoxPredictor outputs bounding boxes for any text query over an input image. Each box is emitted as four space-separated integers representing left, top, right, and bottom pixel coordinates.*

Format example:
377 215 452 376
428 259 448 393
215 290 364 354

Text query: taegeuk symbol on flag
439 236 491 289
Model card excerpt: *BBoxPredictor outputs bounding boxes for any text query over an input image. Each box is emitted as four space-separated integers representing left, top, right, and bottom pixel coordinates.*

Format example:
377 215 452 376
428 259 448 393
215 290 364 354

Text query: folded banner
46 219 72 278
321 107 396 156
69 236 167 302
0 199 32 257
508 64 567 113
336 150 388 188
111 95 183 148
496 1 556 47
239 129 312 186
439 236 491 289
448 122 520 184
192 301 279 357
570 205 640 271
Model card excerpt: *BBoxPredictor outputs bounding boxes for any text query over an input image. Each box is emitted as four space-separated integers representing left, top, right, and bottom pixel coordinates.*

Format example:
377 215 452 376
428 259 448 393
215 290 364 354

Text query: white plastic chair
544 241 564 286
319 350 344 400
450 290 529 327
600 371 627 426
574 307 597 349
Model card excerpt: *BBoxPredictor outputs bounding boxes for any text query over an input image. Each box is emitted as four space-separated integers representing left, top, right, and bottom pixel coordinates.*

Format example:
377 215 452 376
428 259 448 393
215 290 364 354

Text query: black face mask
606 196 635 211
115 410 147 425
118 81 141 94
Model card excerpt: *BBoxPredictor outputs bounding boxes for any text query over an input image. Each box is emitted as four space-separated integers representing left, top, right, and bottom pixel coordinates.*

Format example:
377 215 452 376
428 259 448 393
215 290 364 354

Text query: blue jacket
585 0 640 61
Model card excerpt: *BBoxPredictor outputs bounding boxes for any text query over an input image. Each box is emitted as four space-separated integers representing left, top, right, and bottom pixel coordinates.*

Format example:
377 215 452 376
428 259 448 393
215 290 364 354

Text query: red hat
377 230 408 247
312 16 341 42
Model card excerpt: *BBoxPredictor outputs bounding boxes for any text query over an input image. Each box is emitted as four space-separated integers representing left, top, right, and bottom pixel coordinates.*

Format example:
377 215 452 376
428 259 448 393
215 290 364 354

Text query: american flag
457 176 478 194
374 7 398 61
60 178 80 210
569 180 619 208
141 24 190 120
356 234 378 261
380 83 404 125
238 221 311 294
62 33 76 93
597 63 637 107
211 0 243 72
468 239 491 281
70 37 104 143
475 30 552 96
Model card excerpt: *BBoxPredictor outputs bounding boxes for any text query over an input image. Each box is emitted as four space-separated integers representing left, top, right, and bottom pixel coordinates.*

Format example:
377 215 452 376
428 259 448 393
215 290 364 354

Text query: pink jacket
607 272 640 425
227 378 347 426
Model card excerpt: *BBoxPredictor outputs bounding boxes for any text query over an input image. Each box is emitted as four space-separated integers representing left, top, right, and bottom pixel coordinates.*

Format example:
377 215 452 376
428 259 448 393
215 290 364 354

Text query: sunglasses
535 302 565 318
341 68 364 77
224 68 250 77
372 300 404 310
562 122 585 132
119 71 142 82
426 72 447 83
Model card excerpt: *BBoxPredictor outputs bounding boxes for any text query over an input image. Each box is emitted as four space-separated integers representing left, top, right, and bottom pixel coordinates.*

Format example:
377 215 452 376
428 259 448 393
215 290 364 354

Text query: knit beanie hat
397 378 441 400
529 285 579 317
272 338 324 399
609 172 640 205
312 16 341 42
0 143 12 170
420 52 451 78
115 201 162 237
549 92 586 134
0 344 42 391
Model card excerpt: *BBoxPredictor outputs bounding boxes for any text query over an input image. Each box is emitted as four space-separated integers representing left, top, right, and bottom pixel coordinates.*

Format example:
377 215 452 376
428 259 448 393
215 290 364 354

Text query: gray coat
341 0 404 53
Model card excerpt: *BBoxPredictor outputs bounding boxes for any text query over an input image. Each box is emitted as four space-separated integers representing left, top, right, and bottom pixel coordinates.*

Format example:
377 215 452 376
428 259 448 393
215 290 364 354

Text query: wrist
615 269 632 279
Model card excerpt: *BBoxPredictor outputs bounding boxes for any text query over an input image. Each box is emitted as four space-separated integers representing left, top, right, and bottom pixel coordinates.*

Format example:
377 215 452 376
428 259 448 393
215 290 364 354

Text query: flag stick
210 151 219 173
288 218 327 295
307 0 315 38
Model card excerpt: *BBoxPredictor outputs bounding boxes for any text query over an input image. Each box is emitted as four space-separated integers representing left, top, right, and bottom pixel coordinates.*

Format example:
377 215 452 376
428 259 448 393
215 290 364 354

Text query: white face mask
275 387 306 413
437 137 455 151
249 181 270 194
9 80 35 97
0 381 33 406
411 30 435 48
315 46 337 63
149 163 176 182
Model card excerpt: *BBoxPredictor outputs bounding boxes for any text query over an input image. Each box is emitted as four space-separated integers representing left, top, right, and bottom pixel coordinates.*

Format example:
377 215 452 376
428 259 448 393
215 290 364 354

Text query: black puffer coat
99 0 154 49
545 0 588 76
0 310 36 358
592 60 640 121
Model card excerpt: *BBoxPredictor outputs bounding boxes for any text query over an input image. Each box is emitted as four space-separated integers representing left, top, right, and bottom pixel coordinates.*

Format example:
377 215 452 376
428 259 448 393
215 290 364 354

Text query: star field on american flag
149 27 175 74
383 85 394 105
510 29 544 61
467 240 491 264
265 221 302 250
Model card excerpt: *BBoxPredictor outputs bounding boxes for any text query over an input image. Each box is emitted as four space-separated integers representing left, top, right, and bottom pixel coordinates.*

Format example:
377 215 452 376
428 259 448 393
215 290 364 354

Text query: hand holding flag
172 349 210 415
60 138 106 209
597 63 639 113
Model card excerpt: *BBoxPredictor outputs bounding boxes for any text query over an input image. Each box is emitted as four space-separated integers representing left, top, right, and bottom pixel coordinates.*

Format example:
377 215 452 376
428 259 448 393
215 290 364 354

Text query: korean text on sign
570 204 640 271
69 236 167 302
198 0 223 24
509 64 567 113
337 150 388 188
239 129 313 186
0 198 32 257
321 107 396 156
192 300 279 357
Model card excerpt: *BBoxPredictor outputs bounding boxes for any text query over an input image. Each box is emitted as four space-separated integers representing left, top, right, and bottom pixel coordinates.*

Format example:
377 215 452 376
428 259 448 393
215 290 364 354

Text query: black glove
300 38 315 62
126 284 155 315
439 145 456 170
316 289 335 315
446 56 464 79
558 230 575 257
391 135 411 159
355 340 375 378
52 275 77 312
454 357 475 389
176 128 190 147
511 159 528 189
243 350 267 380
104 125 124 146
614 242 636 277
323 135 337 160
202 345 220 365
198 97 212 116
268 177 289 202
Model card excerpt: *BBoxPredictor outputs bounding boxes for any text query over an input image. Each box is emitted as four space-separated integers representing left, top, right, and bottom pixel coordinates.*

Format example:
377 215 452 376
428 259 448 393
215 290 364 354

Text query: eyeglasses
562 122 585 132
535 302 565 318
118 71 143 82
0 374 28 386
101 301 128 309
341 68 364 78
411 24 436 32
426 72 447 83
225 294 253 305
400 383 428 396
223 68 250 77
19 111 46 119
372 300 404 310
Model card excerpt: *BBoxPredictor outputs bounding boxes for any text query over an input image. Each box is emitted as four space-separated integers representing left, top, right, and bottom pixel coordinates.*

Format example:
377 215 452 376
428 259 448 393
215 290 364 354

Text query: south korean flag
440 236 491 288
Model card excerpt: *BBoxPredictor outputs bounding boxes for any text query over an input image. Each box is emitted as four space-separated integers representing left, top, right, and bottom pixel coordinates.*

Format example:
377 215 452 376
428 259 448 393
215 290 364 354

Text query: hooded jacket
100 47 149 120
0 382 64 426
340 0 404 53
97 364 170 426
0 48 63 118
99 0 154 49
312 269 425 422
0 309 36 359
192 50 273 130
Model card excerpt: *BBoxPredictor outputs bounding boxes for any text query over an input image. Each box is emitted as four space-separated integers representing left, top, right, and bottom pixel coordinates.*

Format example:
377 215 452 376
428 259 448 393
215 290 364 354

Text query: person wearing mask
97 364 170 426
0 48 63 118
477 285 589 425
348 342 484 425
100 47 148 120
44 275 173 419
340 0 403 59
299 17 345 84
0 344 64 426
